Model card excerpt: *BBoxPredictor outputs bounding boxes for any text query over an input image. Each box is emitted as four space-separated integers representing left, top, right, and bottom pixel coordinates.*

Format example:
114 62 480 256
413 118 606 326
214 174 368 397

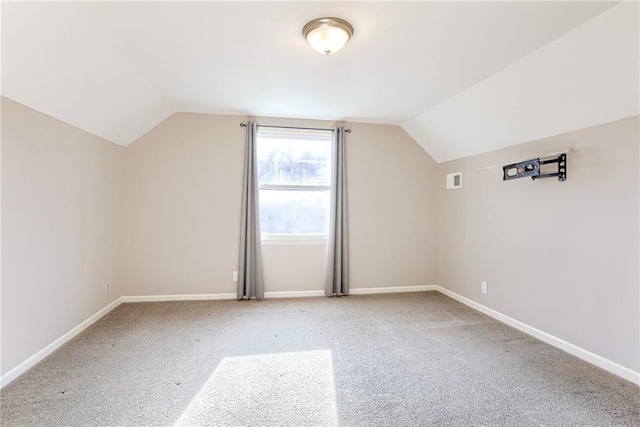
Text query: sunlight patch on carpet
174 350 338 426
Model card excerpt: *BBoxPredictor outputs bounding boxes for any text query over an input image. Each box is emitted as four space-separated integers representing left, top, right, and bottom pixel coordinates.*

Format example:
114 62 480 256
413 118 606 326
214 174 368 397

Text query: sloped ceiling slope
1 1 632 161
402 1 639 162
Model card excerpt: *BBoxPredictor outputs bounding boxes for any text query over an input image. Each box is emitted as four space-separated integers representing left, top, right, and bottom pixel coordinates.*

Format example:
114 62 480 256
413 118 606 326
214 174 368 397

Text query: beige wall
3 96 636 379
1 98 125 375
122 113 243 295
347 121 437 288
122 114 438 295
437 116 639 372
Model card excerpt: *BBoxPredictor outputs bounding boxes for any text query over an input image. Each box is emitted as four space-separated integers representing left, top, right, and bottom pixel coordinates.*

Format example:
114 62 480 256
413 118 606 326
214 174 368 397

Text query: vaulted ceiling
2 1 637 162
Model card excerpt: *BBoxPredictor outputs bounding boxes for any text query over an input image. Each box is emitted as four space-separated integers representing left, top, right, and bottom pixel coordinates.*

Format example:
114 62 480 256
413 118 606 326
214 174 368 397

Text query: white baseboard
1 297 123 388
122 285 438 301
350 285 438 295
266 285 438 298
265 290 325 298
6 285 636 389
121 293 236 302
435 286 640 386
122 291 324 301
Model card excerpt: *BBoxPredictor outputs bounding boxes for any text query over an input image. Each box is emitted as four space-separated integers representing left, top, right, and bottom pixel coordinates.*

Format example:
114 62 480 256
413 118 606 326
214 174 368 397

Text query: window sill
261 234 328 246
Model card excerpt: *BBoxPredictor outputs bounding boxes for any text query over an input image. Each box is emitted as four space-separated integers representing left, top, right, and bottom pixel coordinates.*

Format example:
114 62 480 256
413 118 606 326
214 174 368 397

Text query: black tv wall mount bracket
502 153 566 182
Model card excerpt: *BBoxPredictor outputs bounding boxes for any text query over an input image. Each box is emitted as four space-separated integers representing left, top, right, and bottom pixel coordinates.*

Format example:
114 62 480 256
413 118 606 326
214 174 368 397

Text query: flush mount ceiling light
302 17 354 55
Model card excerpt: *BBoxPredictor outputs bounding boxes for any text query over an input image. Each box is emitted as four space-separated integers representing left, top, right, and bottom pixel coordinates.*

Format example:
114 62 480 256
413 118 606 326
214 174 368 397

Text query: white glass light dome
303 17 354 55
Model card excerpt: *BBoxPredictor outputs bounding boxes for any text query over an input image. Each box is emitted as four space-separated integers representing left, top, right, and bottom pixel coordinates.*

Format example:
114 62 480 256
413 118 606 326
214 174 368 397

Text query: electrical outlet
481 281 488 295
104 283 110 295
233 271 239 282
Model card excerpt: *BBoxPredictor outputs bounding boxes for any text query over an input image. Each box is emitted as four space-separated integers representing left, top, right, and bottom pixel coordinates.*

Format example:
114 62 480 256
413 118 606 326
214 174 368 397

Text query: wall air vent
446 172 462 189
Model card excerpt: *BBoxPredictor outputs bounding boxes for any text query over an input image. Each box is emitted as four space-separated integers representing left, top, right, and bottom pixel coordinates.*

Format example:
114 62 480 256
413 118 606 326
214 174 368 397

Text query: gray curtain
238 121 264 300
325 127 349 297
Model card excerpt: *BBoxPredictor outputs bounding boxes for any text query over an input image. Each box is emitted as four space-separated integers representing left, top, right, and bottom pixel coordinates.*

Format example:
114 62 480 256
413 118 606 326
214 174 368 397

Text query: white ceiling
2 1 636 162
403 1 639 162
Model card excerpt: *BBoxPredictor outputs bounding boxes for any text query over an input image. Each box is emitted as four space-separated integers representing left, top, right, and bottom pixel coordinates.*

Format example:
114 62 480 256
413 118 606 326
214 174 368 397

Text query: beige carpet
1 291 638 426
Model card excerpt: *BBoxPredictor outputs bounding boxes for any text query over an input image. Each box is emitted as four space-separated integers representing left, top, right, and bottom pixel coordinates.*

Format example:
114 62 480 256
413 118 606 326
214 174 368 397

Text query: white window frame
256 126 332 244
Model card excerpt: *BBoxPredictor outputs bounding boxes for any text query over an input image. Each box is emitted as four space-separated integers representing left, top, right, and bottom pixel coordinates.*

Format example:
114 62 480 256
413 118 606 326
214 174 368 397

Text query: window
256 127 333 240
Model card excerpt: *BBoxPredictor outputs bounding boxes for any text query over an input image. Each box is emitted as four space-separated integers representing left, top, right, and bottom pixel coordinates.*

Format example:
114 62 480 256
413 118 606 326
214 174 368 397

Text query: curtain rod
240 123 351 133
